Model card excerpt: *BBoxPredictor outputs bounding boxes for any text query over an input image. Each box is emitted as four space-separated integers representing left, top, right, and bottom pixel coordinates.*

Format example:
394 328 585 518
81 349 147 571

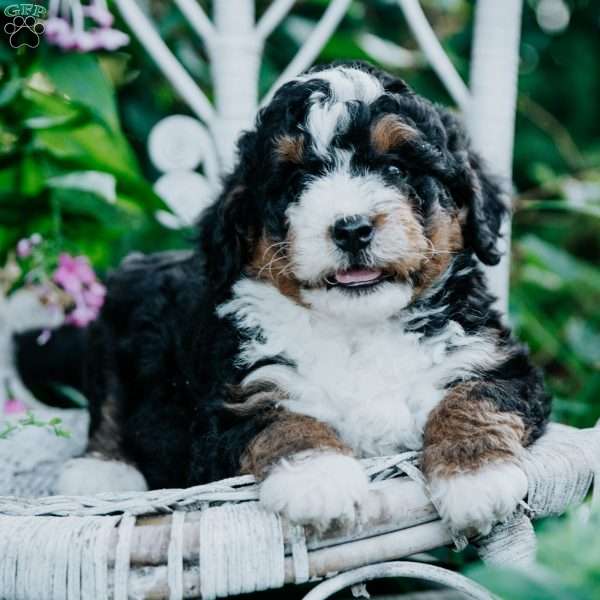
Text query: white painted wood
211 0 261 170
255 0 296 41
397 0 470 111
301 561 492 600
114 0 215 126
467 0 523 312
262 0 352 105
173 0 216 45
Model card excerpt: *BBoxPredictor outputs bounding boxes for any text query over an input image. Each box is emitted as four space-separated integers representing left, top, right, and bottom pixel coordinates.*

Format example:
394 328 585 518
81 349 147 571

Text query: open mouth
327 268 390 290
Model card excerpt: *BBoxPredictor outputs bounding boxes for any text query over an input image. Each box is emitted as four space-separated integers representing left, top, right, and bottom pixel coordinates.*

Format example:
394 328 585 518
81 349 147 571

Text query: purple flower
83 282 106 309
52 253 105 327
53 257 82 295
84 3 113 28
90 27 129 51
4 398 26 415
16 238 32 258
66 303 97 327
29 233 42 246
45 17 72 45
54 253 96 288
45 1 129 53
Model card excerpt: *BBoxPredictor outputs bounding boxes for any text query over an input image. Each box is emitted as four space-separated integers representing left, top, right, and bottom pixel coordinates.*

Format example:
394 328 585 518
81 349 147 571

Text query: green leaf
31 121 140 180
519 200 600 219
49 188 124 225
468 564 587 600
19 153 46 197
24 113 86 130
0 76 22 107
565 319 600 367
36 51 120 131
48 171 117 204
518 235 600 293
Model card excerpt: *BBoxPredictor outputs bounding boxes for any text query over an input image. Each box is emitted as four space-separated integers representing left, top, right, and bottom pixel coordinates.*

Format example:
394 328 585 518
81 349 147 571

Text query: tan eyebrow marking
370 114 418 154
274 134 305 164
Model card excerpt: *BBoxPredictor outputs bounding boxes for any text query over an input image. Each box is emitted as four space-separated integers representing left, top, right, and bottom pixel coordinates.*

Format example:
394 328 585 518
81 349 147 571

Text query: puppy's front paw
429 461 528 536
55 457 148 495
259 451 369 530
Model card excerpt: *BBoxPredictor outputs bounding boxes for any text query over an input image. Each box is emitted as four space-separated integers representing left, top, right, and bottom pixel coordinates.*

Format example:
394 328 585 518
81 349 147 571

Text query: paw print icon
4 15 45 49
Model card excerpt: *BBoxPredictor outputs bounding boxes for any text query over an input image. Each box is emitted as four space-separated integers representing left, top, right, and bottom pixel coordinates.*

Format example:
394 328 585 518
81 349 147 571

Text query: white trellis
114 0 522 311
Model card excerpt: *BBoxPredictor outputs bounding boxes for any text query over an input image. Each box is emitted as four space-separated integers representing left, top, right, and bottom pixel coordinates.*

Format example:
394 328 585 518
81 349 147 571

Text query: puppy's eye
385 165 406 179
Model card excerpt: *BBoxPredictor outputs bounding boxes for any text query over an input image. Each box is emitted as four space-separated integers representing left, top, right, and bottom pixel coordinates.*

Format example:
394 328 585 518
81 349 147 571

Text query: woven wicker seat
0 409 597 599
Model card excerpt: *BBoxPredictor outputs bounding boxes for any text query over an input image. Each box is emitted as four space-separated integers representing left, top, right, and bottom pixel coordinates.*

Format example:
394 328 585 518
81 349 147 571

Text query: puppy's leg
56 397 148 496
241 408 368 530
422 381 532 535
55 323 147 495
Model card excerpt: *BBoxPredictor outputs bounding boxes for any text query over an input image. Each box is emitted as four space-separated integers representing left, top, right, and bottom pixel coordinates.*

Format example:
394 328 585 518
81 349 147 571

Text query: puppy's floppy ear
461 153 508 265
440 110 509 266
197 131 258 296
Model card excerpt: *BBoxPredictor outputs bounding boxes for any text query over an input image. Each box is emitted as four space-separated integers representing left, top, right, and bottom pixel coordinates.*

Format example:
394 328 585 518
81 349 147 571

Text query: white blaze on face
286 155 409 284
298 67 384 157
283 67 419 321
285 156 416 322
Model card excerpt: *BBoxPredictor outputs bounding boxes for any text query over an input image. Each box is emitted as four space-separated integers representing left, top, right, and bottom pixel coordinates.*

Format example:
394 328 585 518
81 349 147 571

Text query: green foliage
468 509 600 600
0 44 186 273
0 411 70 440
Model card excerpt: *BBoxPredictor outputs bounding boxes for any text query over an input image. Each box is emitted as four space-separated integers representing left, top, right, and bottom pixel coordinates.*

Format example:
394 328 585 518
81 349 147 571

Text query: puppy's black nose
331 215 374 253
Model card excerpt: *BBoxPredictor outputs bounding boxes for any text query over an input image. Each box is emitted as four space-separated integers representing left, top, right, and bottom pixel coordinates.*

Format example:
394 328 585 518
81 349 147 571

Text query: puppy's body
221 272 505 458
63 63 550 535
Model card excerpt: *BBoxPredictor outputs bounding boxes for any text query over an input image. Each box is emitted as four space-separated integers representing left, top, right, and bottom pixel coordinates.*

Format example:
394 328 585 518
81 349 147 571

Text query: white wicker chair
0 2 598 599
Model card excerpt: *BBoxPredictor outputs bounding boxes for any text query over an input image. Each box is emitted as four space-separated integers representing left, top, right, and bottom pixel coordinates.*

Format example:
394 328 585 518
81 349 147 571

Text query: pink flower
45 17 72 45
82 282 106 309
91 27 129 51
66 303 97 327
84 4 114 28
4 398 26 415
53 253 95 292
16 238 32 258
54 269 82 296
44 3 129 53
52 253 105 327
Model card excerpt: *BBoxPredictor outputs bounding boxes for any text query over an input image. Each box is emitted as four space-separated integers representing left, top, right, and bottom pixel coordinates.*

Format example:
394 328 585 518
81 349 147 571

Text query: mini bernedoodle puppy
58 62 550 536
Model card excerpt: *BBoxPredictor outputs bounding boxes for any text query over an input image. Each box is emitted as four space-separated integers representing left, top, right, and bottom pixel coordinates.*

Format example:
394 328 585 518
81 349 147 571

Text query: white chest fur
218 279 500 457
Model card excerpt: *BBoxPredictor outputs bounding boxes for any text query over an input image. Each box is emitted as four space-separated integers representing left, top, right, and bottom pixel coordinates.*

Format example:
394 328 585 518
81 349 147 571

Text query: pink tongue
335 268 382 285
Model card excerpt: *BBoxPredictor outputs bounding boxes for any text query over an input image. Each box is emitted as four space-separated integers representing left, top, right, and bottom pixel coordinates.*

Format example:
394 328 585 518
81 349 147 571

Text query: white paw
429 461 528 536
260 452 369 530
54 457 148 495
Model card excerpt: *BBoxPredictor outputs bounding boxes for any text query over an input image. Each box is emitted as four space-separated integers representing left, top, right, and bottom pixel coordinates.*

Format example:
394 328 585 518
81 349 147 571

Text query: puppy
57 62 550 536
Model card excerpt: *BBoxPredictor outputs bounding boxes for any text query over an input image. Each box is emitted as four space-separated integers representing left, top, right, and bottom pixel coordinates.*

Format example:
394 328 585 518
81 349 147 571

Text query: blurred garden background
0 0 598 598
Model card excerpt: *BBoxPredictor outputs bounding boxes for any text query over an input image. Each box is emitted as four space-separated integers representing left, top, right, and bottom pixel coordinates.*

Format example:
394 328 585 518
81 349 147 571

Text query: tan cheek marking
371 114 418 154
274 134 305 164
247 234 303 303
413 210 463 296
422 382 526 480
376 208 429 280
240 408 351 479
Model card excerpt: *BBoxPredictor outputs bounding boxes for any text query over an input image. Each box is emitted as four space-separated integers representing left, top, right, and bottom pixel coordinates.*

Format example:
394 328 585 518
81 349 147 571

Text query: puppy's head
200 62 507 321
